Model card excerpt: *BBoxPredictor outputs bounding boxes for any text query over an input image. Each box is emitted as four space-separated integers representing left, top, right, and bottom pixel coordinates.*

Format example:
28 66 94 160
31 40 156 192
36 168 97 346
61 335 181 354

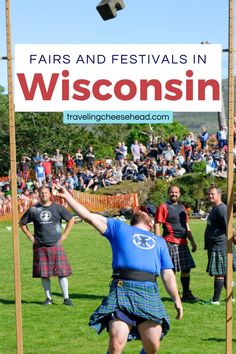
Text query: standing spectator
121 141 128 159
18 156 31 181
170 135 182 155
130 140 141 162
139 143 146 161
53 148 64 176
19 186 74 306
75 148 83 168
34 161 45 187
42 153 53 181
65 154 75 173
56 186 183 354
154 185 198 302
85 145 95 169
33 151 44 165
182 134 192 160
216 126 228 149
204 186 236 304
157 137 166 156
198 127 209 150
114 142 125 167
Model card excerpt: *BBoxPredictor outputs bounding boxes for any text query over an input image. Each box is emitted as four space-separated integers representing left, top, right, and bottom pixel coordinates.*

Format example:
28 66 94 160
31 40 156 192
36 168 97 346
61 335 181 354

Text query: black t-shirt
20 202 73 246
204 203 227 251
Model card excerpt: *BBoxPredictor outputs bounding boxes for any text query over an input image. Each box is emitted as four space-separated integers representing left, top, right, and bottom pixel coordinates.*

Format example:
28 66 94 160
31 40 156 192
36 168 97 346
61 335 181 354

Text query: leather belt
112 269 157 282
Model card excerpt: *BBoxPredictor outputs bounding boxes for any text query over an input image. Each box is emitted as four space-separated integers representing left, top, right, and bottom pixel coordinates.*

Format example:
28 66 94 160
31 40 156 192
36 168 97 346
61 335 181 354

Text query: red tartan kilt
33 244 72 278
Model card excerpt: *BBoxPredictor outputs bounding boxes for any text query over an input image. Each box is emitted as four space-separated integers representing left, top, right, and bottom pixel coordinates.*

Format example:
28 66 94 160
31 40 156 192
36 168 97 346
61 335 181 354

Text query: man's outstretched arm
56 187 108 234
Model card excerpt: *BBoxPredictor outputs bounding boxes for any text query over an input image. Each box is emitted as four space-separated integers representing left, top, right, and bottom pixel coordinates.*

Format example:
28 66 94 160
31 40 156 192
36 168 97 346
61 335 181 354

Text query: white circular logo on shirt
132 234 156 250
40 210 51 222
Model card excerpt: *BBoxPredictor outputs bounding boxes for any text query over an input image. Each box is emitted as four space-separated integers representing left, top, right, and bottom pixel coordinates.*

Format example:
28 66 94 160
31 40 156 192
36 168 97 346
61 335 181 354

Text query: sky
0 0 233 92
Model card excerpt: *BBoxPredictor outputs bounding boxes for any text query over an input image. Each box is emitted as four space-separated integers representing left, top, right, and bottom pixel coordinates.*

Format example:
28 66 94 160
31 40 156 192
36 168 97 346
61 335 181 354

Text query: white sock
58 276 69 299
41 278 51 299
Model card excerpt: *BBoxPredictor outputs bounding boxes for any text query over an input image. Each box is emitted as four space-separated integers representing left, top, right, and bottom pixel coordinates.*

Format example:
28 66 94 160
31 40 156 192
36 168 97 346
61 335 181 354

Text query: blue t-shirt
103 218 173 275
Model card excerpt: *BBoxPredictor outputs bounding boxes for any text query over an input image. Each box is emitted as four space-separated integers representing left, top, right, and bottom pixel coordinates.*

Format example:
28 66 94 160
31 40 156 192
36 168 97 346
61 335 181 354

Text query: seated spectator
206 156 217 174
217 157 227 173
182 156 193 173
162 143 175 161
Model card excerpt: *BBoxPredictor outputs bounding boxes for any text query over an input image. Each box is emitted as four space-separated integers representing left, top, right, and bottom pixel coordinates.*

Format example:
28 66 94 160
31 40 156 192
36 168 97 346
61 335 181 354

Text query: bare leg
138 320 162 354
107 318 131 354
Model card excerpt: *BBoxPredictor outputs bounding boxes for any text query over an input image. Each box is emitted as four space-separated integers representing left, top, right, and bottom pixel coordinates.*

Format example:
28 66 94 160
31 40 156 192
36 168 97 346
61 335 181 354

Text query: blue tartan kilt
166 242 196 272
89 279 170 341
206 249 236 276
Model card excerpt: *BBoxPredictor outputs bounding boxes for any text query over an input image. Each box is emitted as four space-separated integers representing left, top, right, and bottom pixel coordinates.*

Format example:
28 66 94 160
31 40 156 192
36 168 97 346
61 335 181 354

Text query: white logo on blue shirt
132 233 156 250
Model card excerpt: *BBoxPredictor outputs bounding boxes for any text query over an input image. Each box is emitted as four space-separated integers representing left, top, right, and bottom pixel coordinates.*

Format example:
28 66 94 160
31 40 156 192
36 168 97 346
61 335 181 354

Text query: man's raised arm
56 187 107 235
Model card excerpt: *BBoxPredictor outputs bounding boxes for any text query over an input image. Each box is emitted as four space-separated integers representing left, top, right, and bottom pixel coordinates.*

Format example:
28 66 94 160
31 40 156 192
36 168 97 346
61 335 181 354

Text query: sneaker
43 298 53 305
63 298 73 306
181 291 199 302
203 298 220 305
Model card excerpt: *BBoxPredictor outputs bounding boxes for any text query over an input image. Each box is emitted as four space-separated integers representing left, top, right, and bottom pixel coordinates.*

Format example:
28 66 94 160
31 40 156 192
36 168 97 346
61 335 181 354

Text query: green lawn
0 219 235 354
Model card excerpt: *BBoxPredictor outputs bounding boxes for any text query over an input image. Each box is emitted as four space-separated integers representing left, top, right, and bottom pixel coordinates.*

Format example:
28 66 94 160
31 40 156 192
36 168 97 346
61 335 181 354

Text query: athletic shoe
204 299 220 305
63 298 73 306
43 298 53 305
181 291 199 302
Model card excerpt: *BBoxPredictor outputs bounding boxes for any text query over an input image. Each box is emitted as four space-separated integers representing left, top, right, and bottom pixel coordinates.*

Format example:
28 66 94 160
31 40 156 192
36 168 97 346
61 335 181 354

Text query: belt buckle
117 280 123 287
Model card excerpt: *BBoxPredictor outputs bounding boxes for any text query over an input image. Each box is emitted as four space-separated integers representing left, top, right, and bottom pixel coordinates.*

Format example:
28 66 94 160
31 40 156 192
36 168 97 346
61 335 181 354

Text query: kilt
206 249 236 276
166 242 196 272
33 243 72 278
89 279 170 341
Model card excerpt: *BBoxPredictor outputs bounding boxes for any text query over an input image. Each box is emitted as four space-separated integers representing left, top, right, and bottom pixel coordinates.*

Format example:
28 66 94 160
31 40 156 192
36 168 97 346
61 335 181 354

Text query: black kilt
33 244 72 278
166 242 196 272
206 249 236 276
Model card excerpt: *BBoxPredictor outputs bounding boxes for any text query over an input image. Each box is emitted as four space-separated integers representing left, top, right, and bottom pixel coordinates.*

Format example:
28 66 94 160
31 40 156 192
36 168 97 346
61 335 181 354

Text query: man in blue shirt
57 187 183 354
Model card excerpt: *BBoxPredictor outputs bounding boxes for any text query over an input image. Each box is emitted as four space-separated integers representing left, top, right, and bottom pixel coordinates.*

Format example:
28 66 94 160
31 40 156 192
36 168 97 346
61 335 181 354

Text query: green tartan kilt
206 249 236 276
89 279 170 341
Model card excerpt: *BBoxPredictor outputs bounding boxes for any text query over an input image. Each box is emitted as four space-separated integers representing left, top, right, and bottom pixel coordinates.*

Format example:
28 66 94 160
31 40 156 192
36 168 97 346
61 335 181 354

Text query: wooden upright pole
5 1 24 353
226 1 234 354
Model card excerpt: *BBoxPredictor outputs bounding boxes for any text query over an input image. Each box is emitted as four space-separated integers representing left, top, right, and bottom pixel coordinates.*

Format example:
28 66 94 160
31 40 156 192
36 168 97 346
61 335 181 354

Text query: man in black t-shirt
204 186 236 304
19 186 74 306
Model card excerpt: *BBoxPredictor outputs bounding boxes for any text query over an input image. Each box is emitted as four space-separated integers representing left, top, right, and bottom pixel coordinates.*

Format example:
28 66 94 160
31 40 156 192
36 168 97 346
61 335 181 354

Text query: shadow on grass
203 338 236 343
52 291 105 300
0 298 15 305
161 296 205 304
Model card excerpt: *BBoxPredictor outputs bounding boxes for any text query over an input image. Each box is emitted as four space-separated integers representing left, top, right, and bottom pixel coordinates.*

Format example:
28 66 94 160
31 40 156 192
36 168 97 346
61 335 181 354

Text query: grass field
0 219 236 354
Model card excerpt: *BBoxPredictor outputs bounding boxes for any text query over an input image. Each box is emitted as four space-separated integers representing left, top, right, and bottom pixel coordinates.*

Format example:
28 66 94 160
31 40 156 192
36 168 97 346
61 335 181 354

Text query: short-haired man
154 185 198 302
19 186 74 306
204 186 236 304
56 186 183 354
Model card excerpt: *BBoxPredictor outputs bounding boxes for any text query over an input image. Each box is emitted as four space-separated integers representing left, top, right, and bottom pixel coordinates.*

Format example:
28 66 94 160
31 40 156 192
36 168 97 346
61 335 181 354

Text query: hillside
174 77 236 134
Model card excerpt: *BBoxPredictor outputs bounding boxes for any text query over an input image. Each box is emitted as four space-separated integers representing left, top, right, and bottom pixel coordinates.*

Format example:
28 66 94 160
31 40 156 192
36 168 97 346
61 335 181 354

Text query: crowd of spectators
0 125 236 215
